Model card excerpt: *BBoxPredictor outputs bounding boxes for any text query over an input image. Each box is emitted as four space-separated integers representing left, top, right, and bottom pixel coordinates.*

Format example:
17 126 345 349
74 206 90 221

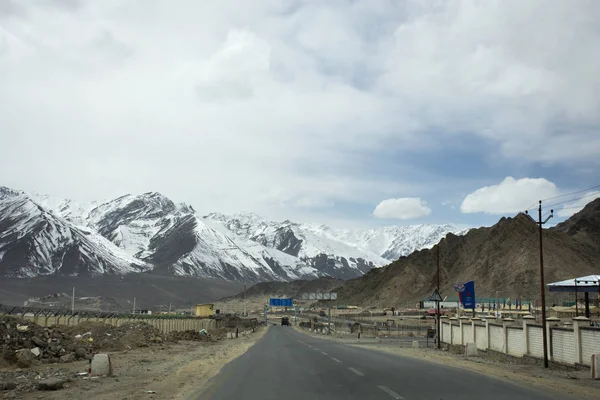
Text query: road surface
196 326 567 400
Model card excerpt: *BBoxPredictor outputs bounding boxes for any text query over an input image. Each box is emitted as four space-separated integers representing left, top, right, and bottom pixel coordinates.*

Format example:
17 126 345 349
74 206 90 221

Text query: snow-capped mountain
1 186 467 282
0 187 150 277
29 190 322 282
203 212 466 266
204 213 387 279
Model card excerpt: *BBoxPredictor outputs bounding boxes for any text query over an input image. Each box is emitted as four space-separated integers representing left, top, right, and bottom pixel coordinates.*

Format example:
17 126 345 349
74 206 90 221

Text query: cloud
556 191 600 218
460 177 559 214
373 198 431 220
0 1 598 227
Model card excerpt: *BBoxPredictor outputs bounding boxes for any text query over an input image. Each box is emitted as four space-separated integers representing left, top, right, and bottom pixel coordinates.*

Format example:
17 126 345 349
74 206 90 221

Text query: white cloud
373 198 431 220
460 177 559 214
556 191 600 218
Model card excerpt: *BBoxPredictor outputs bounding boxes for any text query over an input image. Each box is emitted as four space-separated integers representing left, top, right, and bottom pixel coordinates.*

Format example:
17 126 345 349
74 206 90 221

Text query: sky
1 0 599 229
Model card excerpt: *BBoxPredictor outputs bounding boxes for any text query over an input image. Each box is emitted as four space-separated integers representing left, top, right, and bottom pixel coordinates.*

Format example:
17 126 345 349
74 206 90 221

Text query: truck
281 316 290 326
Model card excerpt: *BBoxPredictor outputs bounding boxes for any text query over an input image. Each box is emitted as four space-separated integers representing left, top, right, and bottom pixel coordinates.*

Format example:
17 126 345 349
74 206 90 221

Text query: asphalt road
196 326 567 400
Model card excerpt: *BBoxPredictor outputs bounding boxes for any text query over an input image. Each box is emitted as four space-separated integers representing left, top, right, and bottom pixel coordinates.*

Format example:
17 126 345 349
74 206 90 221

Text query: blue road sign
269 298 293 307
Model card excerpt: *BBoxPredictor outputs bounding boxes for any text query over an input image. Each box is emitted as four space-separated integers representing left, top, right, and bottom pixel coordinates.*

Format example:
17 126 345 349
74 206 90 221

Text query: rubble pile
1 316 91 367
1 317 169 368
167 329 218 342
62 321 167 351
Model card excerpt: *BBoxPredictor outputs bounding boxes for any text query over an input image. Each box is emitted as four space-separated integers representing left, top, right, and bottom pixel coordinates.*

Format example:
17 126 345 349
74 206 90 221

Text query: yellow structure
194 303 214 317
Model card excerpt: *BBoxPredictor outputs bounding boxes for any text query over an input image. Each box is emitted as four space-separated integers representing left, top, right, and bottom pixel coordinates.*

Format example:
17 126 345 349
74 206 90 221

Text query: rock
4 391 17 399
65 343 76 352
31 337 46 348
0 382 17 390
31 347 41 357
91 354 113 376
75 348 88 359
16 349 36 368
60 353 76 363
38 377 66 391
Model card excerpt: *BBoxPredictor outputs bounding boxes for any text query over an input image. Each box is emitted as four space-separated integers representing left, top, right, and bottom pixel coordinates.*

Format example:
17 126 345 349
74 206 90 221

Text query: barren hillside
336 199 600 307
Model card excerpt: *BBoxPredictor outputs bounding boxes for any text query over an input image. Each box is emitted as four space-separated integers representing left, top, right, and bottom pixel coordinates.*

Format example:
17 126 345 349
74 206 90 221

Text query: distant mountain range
336 198 600 306
0 186 466 282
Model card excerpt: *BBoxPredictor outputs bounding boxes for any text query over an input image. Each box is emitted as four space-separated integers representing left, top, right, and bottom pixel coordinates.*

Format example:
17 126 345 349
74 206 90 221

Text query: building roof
547 275 600 292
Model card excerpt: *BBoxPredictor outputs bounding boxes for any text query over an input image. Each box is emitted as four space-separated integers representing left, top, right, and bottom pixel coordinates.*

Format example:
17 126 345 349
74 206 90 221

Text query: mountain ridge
335 199 600 307
1 186 468 283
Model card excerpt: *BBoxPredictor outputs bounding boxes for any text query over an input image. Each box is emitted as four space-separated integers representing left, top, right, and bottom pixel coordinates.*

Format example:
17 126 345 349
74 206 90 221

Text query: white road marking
320 351 328 356
377 385 405 400
330 357 342 363
348 367 364 376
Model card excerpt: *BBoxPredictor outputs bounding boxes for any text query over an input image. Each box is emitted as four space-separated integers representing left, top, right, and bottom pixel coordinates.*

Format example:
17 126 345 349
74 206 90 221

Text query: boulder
37 378 66 391
31 337 47 348
60 353 76 363
16 349 35 368
74 348 88 359
90 354 113 376
30 347 41 357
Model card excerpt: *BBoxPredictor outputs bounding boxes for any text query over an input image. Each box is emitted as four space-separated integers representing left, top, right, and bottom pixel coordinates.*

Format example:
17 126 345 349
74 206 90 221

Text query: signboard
459 281 476 309
427 328 436 338
454 282 465 293
269 298 293 307
299 293 337 300
429 289 443 302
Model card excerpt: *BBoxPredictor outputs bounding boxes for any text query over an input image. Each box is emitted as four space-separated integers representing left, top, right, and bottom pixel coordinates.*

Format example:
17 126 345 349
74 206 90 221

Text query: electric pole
243 284 247 317
436 246 441 350
71 287 75 314
537 200 553 368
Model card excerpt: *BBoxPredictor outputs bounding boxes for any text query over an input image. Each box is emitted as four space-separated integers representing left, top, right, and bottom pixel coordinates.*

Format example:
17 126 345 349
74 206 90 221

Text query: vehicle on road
281 317 290 326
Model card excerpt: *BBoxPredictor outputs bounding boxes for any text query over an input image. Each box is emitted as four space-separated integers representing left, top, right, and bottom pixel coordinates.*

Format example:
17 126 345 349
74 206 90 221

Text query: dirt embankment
1 316 266 399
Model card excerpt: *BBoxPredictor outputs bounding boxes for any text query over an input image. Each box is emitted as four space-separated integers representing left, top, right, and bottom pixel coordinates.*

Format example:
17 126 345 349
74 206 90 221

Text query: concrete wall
475 325 487 350
440 316 600 367
551 328 575 365
13 314 220 335
489 324 504 353
528 326 544 358
507 327 524 357
581 328 600 365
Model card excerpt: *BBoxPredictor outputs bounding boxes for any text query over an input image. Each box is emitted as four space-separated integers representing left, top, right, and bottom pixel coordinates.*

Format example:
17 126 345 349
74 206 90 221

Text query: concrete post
485 318 491 351
572 316 589 365
522 315 535 355
439 316 448 343
449 317 458 345
471 317 480 344
546 317 560 361
502 318 514 354
459 316 469 345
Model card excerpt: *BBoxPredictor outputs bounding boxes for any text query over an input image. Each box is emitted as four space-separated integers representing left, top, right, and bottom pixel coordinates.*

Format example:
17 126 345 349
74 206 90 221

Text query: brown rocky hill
336 199 600 307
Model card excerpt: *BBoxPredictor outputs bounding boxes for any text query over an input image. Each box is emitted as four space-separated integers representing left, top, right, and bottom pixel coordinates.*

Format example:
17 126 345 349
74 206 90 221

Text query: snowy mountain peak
204 213 467 262
1 186 468 283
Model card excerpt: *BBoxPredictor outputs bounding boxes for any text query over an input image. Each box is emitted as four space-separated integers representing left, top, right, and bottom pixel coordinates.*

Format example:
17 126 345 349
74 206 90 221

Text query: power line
541 184 600 202
544 191 600 209
525 183 600 212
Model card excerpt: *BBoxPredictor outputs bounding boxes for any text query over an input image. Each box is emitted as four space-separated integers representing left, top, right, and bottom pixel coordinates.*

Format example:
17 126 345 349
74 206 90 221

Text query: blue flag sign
459 281 476 309
269 298 293 307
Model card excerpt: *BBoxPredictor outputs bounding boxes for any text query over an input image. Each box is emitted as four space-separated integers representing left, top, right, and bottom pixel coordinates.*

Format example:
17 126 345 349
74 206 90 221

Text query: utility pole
243 284 247 317
537 200 553 368
71 287 75 314
133 297 136 315
436 246 441 350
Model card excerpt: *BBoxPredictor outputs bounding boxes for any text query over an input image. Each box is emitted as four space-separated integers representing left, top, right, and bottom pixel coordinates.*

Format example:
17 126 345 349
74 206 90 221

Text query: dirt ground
2 327 266 400
294 325 600 400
